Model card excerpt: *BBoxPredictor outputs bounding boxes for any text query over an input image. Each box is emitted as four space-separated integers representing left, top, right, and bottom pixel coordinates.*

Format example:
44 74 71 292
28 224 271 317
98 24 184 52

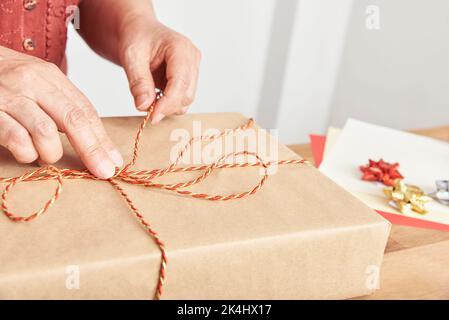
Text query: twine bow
0 106 310 299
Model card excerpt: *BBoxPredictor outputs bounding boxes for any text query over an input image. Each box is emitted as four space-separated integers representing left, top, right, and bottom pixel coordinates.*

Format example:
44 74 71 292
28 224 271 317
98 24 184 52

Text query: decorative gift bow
383 179 432 214
360 159 437 214
431 180 449 205
0 106 310 299
360 159 403 187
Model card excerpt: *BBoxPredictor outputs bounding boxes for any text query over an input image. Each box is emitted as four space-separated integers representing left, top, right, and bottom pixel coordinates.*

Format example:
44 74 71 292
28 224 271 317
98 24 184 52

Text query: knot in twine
0 106 310 299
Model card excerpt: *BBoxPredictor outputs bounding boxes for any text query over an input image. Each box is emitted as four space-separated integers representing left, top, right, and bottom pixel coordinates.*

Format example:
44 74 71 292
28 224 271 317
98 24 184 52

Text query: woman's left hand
118 19 201 124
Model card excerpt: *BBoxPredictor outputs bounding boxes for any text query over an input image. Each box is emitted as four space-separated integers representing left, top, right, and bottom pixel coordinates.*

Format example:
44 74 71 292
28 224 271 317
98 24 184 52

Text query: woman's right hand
0 46 122 179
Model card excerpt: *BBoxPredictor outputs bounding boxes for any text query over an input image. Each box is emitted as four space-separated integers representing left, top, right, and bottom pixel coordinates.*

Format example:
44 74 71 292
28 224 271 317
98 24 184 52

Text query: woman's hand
78 0 201 124
119 19 201 124
0 46 122 178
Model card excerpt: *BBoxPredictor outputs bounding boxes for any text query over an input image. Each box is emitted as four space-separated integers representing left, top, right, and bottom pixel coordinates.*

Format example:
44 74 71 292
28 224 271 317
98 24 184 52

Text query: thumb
123 51 156 111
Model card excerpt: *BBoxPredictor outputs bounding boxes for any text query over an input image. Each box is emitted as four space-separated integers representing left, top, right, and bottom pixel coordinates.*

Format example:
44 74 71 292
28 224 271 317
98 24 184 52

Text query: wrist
117 9 159 42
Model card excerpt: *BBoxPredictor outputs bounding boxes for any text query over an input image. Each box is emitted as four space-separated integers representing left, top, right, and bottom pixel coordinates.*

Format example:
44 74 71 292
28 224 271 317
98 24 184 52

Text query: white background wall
67 0 449 145
330 0 449 131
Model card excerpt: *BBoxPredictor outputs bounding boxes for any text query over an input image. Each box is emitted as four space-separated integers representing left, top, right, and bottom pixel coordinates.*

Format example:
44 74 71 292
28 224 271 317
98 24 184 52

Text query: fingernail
136 94 151 111
152 113 165 125
97 161 116 179
109 149 123 167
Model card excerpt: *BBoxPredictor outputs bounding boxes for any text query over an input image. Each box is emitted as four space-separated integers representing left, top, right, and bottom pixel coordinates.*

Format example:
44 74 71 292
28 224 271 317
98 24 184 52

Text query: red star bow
360 159 404 186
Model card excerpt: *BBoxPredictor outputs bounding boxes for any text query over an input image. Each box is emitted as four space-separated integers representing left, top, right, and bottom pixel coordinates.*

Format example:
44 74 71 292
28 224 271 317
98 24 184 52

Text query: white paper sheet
319 119 449 225
323 127 341 159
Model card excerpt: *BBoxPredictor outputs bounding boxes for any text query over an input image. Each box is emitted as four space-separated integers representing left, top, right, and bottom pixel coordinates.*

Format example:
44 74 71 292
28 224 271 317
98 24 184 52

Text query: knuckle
1 59 57 85
129 78 151 93
83 107 100 124
177 77 190 90
43 61 59 72
10 64 35 83
14 96 31 105
65 106 87 130
5 128 29 148
84 143 103 159
175 35 192 47
2 95 26 109
182 94 194 106
35 59 58 71
122 43 143 64
124 43 138 58
175 36 200 59
34 120 57 138
11 60 54 80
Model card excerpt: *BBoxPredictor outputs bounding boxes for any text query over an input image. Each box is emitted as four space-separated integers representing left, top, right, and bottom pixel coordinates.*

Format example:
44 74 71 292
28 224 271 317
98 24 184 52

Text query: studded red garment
0 0 79 71
360 159 404 187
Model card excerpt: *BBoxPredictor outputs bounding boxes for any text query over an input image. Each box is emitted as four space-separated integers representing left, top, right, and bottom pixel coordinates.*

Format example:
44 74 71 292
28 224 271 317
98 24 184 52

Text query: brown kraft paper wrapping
0 113 390 299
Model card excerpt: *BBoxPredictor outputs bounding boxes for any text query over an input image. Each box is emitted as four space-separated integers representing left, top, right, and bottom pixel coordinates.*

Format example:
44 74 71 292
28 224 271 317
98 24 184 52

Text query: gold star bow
383 179 432 214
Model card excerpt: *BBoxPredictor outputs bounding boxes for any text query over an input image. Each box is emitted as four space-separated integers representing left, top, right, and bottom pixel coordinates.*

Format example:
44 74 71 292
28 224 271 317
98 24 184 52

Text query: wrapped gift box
0 113 390 299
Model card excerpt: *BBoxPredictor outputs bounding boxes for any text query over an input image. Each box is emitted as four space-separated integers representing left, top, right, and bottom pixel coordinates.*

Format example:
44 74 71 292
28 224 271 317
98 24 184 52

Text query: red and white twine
0 106 310 299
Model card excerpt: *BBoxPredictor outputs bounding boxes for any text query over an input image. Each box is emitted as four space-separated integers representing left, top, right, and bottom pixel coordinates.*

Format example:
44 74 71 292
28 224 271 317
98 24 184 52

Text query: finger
0 111 38 163
122 45 157 111
48 77 123 167
182 50 200 114
151 45 199 124
175 106 189 116
151 76 189 124
5 97 63 164
175 66 200 116
35 89 116 179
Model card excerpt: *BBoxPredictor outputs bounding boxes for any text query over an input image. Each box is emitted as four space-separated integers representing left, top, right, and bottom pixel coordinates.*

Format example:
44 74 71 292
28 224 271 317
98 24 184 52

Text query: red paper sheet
309 134 449 232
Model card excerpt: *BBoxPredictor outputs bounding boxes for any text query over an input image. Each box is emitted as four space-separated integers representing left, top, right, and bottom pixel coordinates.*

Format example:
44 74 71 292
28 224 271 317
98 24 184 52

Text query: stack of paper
312 119 449 231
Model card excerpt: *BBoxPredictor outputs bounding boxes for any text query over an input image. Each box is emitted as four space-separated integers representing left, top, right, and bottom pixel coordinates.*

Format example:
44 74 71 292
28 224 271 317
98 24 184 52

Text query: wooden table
288 125 449 299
